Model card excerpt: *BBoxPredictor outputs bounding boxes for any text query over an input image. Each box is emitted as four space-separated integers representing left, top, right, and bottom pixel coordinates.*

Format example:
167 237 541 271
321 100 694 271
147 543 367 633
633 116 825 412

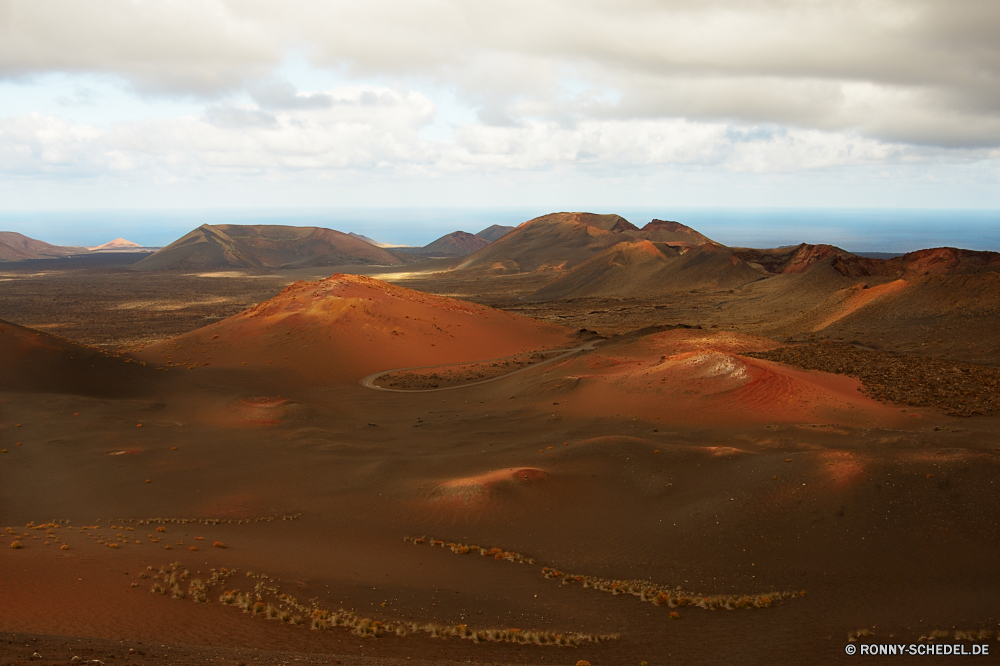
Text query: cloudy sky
2 0 1000 215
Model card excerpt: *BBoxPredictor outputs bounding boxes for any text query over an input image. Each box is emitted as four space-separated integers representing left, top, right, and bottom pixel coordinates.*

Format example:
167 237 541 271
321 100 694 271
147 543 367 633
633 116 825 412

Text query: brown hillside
639 219 714 245
131 224 413 271
0 319 158 397
529 241 765 300
0 232 86 262
398 231 491 257
455 212 646 273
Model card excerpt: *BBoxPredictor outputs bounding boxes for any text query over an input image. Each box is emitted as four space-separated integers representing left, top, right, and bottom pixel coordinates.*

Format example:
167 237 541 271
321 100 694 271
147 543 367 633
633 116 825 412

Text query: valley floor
2 257 999 665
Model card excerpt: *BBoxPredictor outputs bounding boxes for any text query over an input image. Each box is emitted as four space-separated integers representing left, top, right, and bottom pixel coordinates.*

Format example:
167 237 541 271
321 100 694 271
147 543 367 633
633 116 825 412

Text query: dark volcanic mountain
131 224 413 271
0 232 87 261
475 224 516 242
397 230 492 257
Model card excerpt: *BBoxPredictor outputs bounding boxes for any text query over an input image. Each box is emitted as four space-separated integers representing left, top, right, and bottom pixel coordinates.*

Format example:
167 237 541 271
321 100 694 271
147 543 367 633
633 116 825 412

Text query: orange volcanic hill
0 232 86 262
637 219 713 245
88 238 143 251
137 274 577 384
529 240 764 300
0 320 158 397
131 224 414 271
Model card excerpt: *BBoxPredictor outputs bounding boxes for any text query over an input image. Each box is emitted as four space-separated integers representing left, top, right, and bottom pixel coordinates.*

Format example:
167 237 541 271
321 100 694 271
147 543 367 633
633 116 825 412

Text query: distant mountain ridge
0 232 87 261
476 225 516 242
453 212 715 275
131 224 416 271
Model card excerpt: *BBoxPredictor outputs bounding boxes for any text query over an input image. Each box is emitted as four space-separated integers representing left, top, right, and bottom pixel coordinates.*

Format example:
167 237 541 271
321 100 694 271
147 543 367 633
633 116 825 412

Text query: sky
1 0 1000 244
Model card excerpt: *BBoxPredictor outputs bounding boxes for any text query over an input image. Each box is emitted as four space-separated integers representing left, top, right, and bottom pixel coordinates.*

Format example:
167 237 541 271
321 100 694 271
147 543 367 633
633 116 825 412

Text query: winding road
360 338 604 393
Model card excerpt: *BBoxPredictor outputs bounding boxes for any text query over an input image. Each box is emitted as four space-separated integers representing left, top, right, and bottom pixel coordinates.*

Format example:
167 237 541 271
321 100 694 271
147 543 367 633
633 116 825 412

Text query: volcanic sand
3 275 1000 665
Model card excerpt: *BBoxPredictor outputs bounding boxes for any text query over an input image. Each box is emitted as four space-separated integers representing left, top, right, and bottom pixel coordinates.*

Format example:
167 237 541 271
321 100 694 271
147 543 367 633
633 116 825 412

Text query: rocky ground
746 342 1000 417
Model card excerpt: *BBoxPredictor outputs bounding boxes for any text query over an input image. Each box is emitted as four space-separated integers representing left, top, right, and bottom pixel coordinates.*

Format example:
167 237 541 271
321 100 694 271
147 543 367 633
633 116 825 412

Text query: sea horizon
1 206 997 255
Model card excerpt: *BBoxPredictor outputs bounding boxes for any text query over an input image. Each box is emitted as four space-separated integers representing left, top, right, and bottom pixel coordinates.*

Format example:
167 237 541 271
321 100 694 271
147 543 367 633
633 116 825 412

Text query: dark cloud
1 0 999 146
247 79 333 110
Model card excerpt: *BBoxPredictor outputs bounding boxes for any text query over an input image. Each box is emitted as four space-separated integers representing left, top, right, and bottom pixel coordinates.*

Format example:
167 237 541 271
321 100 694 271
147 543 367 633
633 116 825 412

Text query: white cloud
0 85 944 184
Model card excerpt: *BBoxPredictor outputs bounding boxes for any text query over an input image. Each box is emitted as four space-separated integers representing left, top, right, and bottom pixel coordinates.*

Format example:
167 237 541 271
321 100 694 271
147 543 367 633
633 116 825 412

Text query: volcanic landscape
2 213 1000 665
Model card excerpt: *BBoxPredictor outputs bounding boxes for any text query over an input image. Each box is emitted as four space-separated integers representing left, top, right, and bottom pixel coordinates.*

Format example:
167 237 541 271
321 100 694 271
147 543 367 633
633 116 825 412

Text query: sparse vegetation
410 534 801 612
146 559 616 646
919 629 993 642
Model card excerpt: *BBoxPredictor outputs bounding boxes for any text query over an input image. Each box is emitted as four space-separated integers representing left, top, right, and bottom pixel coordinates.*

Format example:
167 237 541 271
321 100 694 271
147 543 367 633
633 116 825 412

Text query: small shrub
10 541 22 549
213 541 225 548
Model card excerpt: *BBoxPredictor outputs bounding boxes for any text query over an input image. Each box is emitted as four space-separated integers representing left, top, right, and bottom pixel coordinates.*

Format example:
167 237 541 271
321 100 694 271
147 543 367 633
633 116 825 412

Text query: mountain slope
0 319 158 397
529 241 766 300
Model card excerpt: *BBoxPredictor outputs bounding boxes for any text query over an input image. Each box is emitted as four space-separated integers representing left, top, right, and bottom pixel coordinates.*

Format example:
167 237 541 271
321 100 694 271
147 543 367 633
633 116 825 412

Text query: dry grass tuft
848 628 875 642
10 540 23 549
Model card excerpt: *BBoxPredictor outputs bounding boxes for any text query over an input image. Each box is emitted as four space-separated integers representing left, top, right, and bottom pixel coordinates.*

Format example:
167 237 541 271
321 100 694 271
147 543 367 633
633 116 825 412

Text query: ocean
1 207 997 253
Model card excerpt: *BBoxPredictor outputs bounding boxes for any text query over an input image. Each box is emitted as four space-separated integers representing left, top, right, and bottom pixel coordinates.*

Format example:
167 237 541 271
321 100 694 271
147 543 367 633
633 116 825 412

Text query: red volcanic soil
429 467 546 506
136 274 576 385
517 329 917 428
812 279 908 330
